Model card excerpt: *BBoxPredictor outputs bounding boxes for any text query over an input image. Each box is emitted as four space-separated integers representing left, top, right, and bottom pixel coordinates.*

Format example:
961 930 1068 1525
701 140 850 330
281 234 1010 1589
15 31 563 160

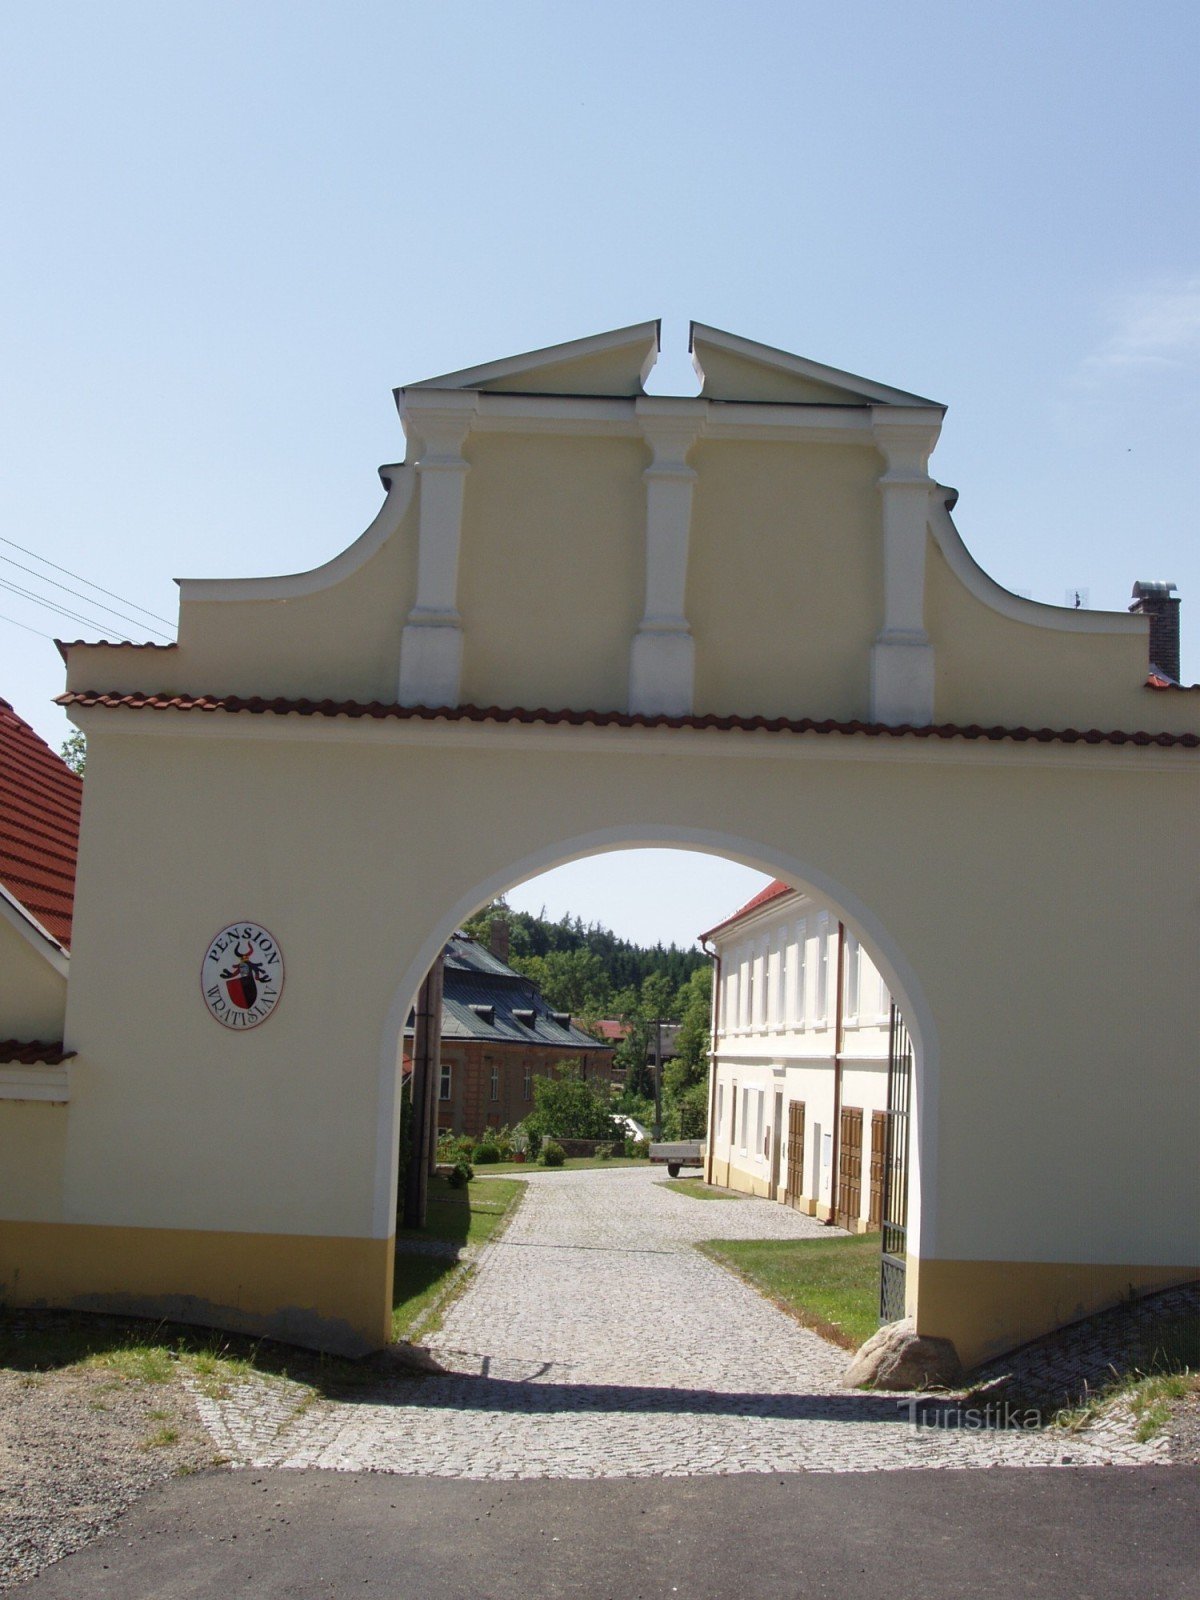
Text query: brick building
429 930 615 1138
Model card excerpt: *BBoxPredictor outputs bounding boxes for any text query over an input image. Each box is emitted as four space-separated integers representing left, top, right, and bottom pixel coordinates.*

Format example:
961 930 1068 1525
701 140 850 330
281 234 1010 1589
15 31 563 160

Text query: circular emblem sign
201 922 284 1030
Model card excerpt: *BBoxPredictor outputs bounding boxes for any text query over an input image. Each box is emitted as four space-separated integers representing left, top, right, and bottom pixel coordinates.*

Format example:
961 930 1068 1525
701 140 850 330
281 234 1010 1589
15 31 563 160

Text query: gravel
0 1364 216 1592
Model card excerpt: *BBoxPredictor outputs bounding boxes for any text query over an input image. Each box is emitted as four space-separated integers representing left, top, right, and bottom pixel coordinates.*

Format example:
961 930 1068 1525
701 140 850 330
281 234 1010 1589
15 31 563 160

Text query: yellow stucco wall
457 434 645 711
924 532 1193 731
0 919 67 1038
0 1103 67 1222
687 442 881 719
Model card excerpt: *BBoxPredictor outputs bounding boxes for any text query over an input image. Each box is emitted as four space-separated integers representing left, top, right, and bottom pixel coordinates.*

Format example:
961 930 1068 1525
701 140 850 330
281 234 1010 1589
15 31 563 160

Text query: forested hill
460 901 707 1019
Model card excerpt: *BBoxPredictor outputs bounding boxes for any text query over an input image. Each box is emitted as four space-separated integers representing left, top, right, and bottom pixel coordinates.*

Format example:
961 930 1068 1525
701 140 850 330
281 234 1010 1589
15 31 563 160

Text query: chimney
489 916 510 966
1129 581 1181 683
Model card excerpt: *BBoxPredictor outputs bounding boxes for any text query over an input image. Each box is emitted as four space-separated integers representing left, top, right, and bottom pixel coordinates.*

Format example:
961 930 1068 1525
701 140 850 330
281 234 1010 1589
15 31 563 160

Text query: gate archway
9 321 1195 1372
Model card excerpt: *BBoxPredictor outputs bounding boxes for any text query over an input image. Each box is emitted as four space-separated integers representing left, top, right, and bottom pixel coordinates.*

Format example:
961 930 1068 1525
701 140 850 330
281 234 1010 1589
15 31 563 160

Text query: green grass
699 1233 882 1350
661 1178 742 1201
473 1156 648 1175
392 1174 526 1341
0 1314 291 1395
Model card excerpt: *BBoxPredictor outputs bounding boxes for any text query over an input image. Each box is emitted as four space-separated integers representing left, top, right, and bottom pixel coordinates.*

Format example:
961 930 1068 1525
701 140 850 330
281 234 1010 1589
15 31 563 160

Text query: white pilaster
869 409 941 725
630 399 705 717
397 390 477 707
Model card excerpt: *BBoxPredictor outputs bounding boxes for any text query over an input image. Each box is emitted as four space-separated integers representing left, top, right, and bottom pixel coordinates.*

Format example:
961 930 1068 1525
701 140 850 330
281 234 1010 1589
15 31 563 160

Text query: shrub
446 1160 473 1189
474 1141 500 1165
625 1138 649 1159
597 1141 612 1160
540 1140 566 1167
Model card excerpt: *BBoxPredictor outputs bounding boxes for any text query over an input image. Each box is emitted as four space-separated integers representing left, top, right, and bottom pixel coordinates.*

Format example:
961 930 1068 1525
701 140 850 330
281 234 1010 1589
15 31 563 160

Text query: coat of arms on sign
202 922 284 1029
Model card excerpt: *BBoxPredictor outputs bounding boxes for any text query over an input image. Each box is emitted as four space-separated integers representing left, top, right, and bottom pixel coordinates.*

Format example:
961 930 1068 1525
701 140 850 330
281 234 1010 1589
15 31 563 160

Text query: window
744 953 754 1030
755 1089 765 1160
779 938 788 1025
523 1062 532 1100
795 919 807 1026
763 942 772 1027
741 1086 751 1154
716 1082 724 1138
439 1062 452 1101
816 913 830 1024
488 1059 499 1100
730 1080 739 1149
844 933 860 1019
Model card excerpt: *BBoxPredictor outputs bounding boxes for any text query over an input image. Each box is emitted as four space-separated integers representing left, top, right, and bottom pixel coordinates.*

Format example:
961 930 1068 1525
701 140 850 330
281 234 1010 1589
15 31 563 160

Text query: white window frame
439 1061 452 1101
489 1059 499 1101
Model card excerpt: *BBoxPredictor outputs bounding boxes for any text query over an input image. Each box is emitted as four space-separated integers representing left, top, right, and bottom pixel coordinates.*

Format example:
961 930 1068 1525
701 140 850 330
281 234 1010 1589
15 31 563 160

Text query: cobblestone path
195 1167 1169 1477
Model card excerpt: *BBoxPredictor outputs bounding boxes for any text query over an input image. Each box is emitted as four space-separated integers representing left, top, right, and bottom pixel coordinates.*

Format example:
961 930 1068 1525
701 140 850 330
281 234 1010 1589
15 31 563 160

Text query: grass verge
661 1178 742 1201
699 1232 881 1350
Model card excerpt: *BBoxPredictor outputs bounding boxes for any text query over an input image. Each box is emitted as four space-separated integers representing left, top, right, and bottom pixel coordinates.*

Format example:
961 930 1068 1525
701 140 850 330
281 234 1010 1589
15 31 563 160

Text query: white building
702 880 897 1232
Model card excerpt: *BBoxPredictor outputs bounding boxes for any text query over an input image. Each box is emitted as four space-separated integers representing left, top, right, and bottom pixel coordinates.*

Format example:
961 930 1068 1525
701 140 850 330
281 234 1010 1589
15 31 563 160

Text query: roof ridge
57 689 1200 751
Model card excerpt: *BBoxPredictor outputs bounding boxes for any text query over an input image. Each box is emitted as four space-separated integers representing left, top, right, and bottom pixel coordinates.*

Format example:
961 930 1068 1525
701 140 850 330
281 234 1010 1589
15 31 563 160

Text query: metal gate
879 1003 913 1324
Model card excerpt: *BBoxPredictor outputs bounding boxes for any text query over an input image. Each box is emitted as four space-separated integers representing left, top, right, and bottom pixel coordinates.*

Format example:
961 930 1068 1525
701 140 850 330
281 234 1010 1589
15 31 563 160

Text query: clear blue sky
3 1 1195 944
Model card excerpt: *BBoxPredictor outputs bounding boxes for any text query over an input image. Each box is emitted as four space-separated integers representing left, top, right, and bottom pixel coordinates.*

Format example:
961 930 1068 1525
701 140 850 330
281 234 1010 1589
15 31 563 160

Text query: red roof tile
0 699 82 948
54 690 1200 749
699 879 794 942
55 639 177 661
0 1039 75 1066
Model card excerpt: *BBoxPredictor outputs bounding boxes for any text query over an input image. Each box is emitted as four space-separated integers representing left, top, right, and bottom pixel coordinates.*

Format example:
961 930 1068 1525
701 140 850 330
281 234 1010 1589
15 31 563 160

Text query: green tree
526 1060 618 1141
510 947 612 1016
60 730 86 776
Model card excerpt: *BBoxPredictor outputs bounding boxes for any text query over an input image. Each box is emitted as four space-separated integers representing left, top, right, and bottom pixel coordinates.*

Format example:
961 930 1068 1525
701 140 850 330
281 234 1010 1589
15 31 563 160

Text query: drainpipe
824 920 847 1229
702 938 721 1184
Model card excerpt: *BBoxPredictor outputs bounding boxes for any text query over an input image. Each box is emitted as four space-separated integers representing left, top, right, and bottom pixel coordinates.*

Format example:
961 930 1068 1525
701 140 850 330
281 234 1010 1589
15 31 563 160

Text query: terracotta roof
55 639 177 661
55 690 1200 749
584 1018 630 1042
0 700 82 948
699 879 794 943
0 1039 75 1066
1147 673 1200 690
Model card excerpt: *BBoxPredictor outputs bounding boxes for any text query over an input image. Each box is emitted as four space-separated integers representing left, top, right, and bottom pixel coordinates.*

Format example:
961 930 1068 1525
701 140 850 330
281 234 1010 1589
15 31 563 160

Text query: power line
0 575 134 640
0 552 173 641
0 610 55 641
0 534 174 628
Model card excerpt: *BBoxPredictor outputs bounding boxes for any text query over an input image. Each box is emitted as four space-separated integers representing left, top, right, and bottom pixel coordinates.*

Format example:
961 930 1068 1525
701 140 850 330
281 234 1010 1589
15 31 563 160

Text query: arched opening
376 829 937 1362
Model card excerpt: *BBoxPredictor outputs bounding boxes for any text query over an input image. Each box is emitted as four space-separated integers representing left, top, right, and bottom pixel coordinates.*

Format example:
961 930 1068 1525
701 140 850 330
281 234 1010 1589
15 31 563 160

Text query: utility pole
652 1016 663 1141
402 948 445 1230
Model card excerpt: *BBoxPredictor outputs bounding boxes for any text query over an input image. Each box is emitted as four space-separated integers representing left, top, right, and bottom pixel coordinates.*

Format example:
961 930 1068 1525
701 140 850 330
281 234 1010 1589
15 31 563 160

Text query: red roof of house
583 1018 629 1042
699 879 794 943
0 699 82 948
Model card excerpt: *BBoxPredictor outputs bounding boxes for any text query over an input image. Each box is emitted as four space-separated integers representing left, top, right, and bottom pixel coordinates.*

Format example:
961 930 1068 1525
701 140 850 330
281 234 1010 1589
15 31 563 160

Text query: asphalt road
16 1465 1200 1599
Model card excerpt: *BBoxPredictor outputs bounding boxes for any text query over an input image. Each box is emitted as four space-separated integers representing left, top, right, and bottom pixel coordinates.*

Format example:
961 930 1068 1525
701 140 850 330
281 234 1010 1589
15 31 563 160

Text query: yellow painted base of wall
0 1220 394 1357
708 1157 772 1198
914 1257 1199 1370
